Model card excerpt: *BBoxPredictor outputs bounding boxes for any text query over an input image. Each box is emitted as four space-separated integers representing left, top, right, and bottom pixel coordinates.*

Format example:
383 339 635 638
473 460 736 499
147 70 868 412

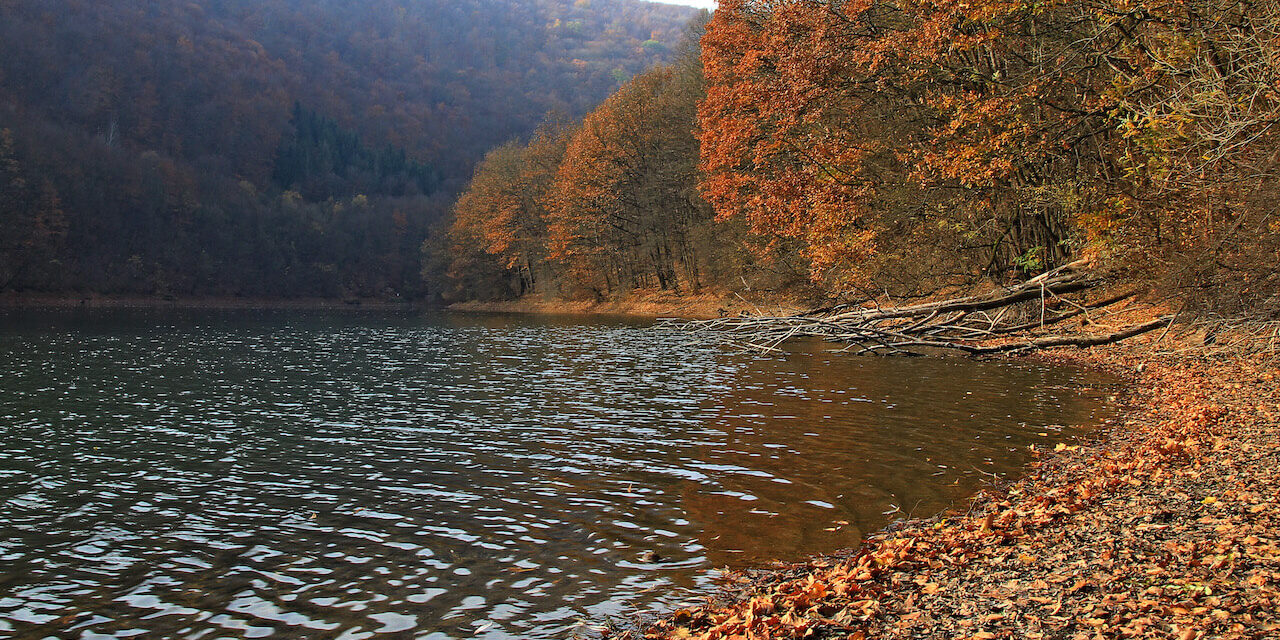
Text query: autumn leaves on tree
545 64 711 298
446 0 1278 315
696 0 1280 305
444 20 739 302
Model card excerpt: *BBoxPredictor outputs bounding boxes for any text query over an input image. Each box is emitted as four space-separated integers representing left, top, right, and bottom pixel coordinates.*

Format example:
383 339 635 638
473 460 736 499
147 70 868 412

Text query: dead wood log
820 260 1094 324
662 266 1171 356
985 289 1139 336
966 315 1175 355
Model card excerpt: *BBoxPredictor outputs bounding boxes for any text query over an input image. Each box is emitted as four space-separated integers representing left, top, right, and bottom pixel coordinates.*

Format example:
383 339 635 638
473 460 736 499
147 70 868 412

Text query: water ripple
0 309 1121 639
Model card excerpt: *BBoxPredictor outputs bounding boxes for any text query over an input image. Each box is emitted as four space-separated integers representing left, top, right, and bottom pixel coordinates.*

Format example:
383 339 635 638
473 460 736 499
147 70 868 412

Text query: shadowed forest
0 0 697 298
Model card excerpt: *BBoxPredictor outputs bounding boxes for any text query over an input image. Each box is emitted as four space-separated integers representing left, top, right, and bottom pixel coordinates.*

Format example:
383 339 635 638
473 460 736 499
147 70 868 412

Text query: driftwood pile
665 261 1175 356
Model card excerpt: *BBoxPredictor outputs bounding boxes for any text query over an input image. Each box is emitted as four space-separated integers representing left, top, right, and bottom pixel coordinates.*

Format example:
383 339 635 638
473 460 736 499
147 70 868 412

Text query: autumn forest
446 0 1279 319
3 0 1278 318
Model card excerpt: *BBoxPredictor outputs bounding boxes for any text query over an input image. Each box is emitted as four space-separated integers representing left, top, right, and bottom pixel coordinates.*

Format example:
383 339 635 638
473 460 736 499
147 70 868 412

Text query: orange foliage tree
447 119 574 296
699 0 1278 309
698 0 1127 295
544 61 711 298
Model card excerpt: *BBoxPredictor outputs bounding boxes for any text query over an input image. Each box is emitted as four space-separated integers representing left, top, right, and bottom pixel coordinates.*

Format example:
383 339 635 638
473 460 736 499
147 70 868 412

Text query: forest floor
449 290 800 320
610 336 1280 639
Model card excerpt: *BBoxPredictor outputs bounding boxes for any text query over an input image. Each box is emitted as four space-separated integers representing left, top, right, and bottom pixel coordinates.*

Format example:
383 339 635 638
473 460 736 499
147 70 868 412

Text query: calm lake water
0 309 1121 639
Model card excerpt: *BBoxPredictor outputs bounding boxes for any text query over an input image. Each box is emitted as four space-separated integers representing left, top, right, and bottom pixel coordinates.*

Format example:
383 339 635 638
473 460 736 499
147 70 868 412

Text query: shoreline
615 341 1280 639
447 291 802 320
2 291 794 319
0 293 418 311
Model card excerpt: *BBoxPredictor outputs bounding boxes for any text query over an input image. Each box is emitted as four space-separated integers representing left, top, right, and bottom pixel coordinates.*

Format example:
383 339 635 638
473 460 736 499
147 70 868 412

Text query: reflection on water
0 309 1120 639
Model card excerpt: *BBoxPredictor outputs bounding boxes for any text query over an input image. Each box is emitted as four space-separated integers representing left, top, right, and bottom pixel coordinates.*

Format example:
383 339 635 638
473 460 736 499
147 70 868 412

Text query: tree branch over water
663 261 1174 356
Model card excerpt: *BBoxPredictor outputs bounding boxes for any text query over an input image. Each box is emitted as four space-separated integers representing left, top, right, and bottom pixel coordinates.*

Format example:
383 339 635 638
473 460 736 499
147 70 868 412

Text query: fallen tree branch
968 315 1175 355
824 273 1095 324
661 268 1172 356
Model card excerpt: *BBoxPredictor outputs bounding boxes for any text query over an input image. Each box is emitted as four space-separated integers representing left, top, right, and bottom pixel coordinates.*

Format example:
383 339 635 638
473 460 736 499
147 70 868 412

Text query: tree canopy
693 0 1279 309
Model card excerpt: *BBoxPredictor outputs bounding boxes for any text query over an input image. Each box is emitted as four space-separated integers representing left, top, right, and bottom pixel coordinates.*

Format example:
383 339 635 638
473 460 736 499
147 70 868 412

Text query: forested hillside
438 13 814 303
0 0 696 298
444 0 1279 318
437 18 744 302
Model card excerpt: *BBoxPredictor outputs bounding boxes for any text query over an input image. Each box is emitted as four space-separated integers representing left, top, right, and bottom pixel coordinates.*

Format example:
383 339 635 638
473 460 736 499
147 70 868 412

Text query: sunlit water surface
0 309 1121 639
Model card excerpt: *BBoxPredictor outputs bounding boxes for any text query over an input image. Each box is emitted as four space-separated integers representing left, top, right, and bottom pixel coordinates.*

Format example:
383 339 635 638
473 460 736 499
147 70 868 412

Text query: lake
0 309 1120 639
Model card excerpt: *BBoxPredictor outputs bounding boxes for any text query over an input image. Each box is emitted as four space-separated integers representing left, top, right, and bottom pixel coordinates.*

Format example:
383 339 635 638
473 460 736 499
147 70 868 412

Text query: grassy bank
611 339 1279 639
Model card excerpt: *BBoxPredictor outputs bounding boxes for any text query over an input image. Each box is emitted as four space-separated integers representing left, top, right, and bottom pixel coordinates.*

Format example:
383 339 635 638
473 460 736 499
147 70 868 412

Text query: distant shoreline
0 291 801 319
0 293 418 311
